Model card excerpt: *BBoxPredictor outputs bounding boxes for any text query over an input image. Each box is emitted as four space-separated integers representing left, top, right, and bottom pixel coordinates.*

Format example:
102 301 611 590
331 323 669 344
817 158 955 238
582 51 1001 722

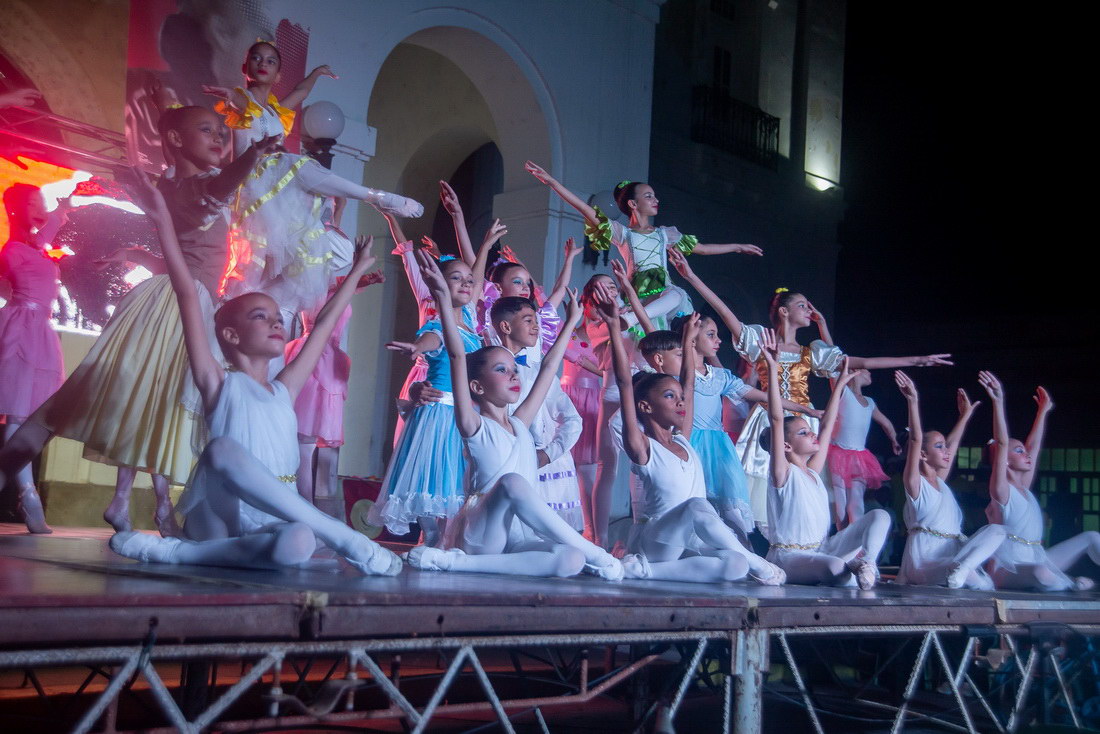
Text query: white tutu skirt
226 152 353 314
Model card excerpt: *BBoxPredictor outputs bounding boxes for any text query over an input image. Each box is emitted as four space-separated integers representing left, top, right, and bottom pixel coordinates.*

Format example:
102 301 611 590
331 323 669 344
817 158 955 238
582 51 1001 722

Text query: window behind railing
690 85 780 170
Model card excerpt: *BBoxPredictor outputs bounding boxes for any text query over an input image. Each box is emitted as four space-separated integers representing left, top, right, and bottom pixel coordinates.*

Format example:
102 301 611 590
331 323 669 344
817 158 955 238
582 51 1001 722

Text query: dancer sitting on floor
761 333 891 589
109 171 400 576
405 252 623 580
980 372 1098 591
597 292 784 584
894 371 1003 589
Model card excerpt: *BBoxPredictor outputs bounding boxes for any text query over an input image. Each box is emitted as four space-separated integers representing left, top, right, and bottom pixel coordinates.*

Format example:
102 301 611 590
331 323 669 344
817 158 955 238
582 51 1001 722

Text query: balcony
690 86 780 170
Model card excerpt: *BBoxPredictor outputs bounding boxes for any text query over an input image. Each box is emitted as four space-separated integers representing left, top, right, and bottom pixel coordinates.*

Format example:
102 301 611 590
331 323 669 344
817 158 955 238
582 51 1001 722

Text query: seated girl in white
980 372 1098 591
597 291 784 584
109 171 400 576
894 371 1003 589
405 252 622 580
761 335 891 589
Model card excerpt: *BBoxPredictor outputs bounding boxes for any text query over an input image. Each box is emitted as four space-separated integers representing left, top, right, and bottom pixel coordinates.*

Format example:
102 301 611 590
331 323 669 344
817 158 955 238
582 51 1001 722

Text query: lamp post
302 101 346 169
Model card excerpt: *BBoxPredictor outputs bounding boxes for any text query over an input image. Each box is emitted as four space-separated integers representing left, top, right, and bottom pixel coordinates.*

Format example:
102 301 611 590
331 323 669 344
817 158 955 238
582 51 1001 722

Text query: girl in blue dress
369 256 482 545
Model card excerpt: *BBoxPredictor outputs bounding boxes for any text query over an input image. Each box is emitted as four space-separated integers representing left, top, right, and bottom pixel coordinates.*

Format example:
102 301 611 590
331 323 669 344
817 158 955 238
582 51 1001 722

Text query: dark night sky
836 3 1091 446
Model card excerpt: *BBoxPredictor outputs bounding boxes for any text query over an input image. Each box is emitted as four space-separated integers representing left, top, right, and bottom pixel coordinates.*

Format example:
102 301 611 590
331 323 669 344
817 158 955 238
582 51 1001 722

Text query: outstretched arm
525 160 600 228
762 329 790 487
611 260 656 334
94 247 167 275
679 313 701 440
979 371 1011 505
1021 386 1054 490
808 357 854 475
131 170 223 408
895 371 923 499
847 354 953 370
280 65 337 110
515 294 583 427
940 388 980 479
601 294 650 466
693 243 763 257
545 237 582 308
278 236 377 398
669 248 745 344
740 387 822 418
207 134 281 201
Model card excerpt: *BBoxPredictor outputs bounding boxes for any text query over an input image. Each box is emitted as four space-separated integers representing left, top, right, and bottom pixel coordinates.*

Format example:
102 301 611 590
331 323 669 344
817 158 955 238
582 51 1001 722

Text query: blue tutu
369 401 468 535
690 428 753 524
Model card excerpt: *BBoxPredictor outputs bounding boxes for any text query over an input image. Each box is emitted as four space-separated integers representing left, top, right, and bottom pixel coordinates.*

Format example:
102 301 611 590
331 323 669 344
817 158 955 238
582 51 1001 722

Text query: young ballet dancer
524 161 762 326
404 252 623 580
0 184 65 533
0 107 279 535
761 332 891 589
489 296 584 529
707 285 951 530
980 372 1098 591
597 293 784 584
109 170 400 576
827 369 900 530
370 254 482 544
894 371 1003 589
208 40 422 316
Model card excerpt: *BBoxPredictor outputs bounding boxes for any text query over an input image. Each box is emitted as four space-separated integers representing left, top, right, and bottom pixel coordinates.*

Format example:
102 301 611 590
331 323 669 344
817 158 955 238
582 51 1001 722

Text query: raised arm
807 299 834 346
279 65 337 110
979 371 1010 505
940 388 980 479
678 313 701 440
131 171 223 407
438 181 477 266
808 358 854 475
611 260 656 335
471 219 506 301
1021 386 1054 490
515 294 582 427
894 371 923 499
525 160 600 228
599 292 650 465
761 329 790 487
545 237 582 309
278 236 377 398
669 248 745 344
846 354 953 370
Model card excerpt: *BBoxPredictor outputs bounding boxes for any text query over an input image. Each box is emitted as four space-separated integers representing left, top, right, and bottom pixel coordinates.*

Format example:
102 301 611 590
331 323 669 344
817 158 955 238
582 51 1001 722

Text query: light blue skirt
369 401 467 535
690 428 752 521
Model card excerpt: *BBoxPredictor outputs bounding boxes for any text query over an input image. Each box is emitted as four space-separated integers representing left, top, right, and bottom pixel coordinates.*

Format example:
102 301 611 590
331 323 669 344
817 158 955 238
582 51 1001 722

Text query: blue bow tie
514 353 528 366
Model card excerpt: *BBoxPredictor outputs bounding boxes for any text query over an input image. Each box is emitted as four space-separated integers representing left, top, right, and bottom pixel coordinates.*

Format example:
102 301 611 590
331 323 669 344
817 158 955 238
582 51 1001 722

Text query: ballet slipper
344 538 403 577
621 553 651 580
155 505 182 538
584 555 624 582
406 545 464 571
750 561 786 587
946 563 968 589
109 531 181 563
373 193 424 219
19 488 52 534
847 558 877 590
1074 576 1096 591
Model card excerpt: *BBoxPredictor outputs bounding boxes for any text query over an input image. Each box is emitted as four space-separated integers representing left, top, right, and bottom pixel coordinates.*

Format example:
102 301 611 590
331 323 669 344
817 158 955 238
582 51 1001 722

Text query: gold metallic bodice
754 345 813 407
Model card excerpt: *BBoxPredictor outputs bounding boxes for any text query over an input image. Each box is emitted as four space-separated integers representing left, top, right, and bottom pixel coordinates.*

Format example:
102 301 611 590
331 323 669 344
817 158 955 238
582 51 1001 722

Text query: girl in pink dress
0 185 65 532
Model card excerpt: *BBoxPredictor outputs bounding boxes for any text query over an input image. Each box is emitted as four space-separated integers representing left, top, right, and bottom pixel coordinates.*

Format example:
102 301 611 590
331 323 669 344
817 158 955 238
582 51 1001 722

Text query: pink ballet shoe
19 488 52 534
374 193 424 219
750 562 786 587
621 553 651 580
584 555 624 582
405 545 464 571
344 538 403 576
1074 576 1096 591
109 531 181 564
847 558 878 590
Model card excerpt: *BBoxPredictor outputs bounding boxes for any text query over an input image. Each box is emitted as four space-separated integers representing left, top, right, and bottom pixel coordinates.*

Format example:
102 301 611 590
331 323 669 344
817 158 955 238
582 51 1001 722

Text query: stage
1 529 1099 733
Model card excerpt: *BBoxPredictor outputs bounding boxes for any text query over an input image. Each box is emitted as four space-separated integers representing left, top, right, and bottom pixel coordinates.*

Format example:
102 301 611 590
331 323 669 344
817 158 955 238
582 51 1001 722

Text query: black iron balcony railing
690 86 780 170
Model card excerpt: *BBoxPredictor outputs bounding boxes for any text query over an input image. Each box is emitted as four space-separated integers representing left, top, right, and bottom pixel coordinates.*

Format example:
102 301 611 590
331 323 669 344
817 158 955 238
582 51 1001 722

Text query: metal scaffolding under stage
0 105 128 174
1 532 1098 733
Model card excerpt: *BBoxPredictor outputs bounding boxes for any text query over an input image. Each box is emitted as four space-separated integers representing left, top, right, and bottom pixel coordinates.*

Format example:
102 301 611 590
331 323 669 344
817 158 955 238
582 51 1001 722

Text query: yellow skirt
45 275 215 484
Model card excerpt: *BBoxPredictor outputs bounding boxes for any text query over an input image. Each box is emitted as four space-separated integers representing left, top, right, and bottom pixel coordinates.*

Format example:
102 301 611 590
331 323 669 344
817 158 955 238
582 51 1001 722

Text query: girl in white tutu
405 252 623 580
894 371 1003 589
109 171 399 576
208 40 423 315
980 372 1098 591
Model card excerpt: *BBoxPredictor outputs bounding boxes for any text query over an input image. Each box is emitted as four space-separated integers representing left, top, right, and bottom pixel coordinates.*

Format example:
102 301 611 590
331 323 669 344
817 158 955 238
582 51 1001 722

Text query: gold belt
277 474 297 484
1007 533 1041 546
909 526 964 541
771 541 821 551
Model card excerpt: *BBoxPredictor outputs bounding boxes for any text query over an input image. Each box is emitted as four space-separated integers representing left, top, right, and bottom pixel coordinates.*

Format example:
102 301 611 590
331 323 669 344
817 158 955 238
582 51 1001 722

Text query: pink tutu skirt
0 302 63 418
828 445 890 489
562 374 601 466
285 335 350 445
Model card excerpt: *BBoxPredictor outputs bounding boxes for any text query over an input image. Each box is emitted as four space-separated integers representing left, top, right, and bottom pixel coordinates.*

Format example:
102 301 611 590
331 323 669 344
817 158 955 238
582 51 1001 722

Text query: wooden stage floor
2 527 1098 648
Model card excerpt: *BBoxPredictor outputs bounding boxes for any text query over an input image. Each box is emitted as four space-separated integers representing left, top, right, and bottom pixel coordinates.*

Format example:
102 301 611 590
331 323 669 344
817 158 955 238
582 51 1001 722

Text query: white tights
775 508 891 586
295 163 421 218
831 478 866 530
992 531 1100 591
633 498 775 582
444 473 615 577
178 437 387 570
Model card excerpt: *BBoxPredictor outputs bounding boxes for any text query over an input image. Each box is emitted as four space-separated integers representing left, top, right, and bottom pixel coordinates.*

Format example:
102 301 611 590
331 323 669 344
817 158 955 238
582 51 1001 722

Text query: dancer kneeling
109 171 400 576
761 333 890 589
406 252 622 579
980 372 1098 591
894 371 1003 589
598 292 784 584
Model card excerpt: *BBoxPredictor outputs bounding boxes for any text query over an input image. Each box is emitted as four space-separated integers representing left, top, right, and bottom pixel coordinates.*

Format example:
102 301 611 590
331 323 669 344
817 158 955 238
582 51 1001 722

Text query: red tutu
827 445 889 489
